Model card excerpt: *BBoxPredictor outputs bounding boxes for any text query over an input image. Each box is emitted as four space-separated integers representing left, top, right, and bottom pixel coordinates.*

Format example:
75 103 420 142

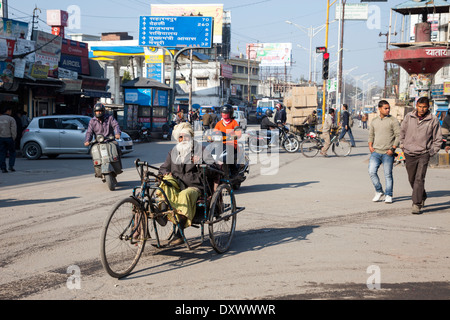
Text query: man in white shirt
0 106 17 173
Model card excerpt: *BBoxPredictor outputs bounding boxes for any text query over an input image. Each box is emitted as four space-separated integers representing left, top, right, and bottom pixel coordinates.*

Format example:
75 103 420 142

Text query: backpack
349 114 354 127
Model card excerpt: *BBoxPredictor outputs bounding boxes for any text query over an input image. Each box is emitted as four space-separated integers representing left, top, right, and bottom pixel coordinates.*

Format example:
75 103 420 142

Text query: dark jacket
159 152 204 191
260 116 277 130
275 109 286 124
342 110 350 127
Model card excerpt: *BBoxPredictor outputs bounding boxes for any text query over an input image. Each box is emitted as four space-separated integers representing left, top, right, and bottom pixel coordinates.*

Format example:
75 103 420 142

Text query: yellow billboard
150 4 223 44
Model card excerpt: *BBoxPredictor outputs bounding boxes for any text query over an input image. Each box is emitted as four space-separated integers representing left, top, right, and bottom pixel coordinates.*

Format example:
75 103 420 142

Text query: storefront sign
62 79 82 91
46 10 69 27
221 63 233 79
124 88 152 105
30 63 50 79
61 38 89 57
443 82 450 95
59 54 82 74
58 67 78 80
13 39 35 62
153 90 169 107
0 61 14 87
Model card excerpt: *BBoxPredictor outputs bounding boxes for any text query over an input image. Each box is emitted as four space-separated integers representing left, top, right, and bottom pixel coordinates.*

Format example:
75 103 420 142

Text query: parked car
234 110 248 130
20 115 133 160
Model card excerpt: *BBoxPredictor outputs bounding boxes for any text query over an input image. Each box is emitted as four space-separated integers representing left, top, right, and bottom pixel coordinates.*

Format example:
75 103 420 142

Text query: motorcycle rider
260 109 278 145
213 104 243 177
84 103 123 167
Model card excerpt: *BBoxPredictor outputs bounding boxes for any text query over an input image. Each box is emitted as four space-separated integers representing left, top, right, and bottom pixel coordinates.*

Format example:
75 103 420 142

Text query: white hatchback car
20 115 133 160
234 110 248 130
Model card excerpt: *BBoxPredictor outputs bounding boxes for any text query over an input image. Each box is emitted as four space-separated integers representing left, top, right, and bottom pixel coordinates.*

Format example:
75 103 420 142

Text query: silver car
20 115 133 160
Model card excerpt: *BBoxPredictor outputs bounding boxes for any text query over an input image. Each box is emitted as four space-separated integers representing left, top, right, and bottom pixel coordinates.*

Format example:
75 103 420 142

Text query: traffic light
322 52 329 80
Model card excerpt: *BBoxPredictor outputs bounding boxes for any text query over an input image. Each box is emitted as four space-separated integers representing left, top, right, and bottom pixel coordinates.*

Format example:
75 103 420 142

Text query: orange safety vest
214 119 241 148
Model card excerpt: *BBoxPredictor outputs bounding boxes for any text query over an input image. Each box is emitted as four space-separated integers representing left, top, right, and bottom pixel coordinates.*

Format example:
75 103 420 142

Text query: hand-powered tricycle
100 159 245 278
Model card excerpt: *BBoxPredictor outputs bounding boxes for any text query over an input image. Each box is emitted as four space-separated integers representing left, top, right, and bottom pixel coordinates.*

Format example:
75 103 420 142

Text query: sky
8 0 409 90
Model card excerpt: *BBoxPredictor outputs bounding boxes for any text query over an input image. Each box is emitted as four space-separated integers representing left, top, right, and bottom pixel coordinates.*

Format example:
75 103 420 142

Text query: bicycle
100 158 245 278
300 128 352 158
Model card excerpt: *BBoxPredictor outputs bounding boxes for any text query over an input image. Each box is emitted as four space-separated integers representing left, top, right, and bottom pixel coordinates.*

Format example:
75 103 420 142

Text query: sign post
139 16 213 121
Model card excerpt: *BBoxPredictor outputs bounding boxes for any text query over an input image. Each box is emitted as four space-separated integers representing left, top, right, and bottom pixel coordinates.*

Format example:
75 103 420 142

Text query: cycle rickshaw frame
100 158 245 279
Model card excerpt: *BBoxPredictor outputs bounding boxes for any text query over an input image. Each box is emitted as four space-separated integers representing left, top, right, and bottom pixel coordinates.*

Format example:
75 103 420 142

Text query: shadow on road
238 181 319 194
123 225 318 281
0 196 79 208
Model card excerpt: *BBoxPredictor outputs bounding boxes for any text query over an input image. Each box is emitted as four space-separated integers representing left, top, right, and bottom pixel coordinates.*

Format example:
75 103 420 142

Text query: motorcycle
162 121 176 140
206 131 249 191
90 135 123 191
248 125 300 154
138 126 151 142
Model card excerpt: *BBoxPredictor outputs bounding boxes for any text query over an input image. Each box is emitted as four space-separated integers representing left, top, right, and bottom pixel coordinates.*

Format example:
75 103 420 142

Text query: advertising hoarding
246 43 292 67
0 18 28 39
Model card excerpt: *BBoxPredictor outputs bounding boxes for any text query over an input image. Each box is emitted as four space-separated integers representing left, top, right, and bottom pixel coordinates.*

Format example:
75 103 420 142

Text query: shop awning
393 0 450 15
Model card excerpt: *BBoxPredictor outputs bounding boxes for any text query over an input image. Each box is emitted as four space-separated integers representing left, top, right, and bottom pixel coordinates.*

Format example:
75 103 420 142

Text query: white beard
173 141 193 164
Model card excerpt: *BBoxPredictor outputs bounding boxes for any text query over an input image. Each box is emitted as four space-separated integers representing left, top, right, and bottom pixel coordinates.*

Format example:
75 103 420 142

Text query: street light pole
286 21 325 83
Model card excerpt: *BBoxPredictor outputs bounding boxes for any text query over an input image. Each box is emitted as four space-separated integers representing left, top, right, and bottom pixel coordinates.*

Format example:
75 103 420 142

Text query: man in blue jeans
338 104 356 147
368 100 400 204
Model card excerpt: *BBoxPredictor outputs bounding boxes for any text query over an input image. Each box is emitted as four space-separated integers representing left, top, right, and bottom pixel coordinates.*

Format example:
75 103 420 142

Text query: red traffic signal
323 52 330 59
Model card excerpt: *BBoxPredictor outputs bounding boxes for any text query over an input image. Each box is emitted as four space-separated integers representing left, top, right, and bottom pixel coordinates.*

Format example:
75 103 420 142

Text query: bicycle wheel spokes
148 194 175 246
333 139 352 157
208 184 236 254
300 139 320 158
100 197 147 278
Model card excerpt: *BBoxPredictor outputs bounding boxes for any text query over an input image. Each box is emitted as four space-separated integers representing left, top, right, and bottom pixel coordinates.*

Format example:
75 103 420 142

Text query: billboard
246 43 292 67
151 4 223 44
0 18 28 39
335 3 369 20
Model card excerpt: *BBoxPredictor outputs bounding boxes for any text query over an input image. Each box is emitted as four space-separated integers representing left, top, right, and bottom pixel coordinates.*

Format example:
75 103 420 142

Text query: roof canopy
393 0 450 15
89 46 210 62
121 77 172 90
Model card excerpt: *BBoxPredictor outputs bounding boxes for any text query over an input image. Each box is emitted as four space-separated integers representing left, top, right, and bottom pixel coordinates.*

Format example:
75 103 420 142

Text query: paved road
0 126 449 301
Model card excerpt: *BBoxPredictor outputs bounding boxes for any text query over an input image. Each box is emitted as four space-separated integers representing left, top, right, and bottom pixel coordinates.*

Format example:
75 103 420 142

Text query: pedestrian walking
362 113 368 129
368 100 400 204
320 108 335 157
202 108 212 131
400 97 443 214
0 106 17 173
338 104 356 147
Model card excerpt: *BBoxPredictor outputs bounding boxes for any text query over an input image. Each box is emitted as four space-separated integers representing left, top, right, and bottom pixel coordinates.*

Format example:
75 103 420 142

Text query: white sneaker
384 195 393 204
372 192 384 202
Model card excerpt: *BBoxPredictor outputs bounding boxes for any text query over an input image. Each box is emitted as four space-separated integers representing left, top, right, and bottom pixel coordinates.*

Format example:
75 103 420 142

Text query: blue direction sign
139 16 213 48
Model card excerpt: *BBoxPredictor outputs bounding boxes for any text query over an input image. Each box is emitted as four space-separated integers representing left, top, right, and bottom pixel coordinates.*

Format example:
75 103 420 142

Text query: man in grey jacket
400 97 442 214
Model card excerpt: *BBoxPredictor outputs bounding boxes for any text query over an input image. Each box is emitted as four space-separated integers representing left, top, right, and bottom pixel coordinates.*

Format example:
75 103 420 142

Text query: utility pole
31 6 41 40
1 0 8 18
379 31 389 98
189 49 193 114
337 0 346 114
